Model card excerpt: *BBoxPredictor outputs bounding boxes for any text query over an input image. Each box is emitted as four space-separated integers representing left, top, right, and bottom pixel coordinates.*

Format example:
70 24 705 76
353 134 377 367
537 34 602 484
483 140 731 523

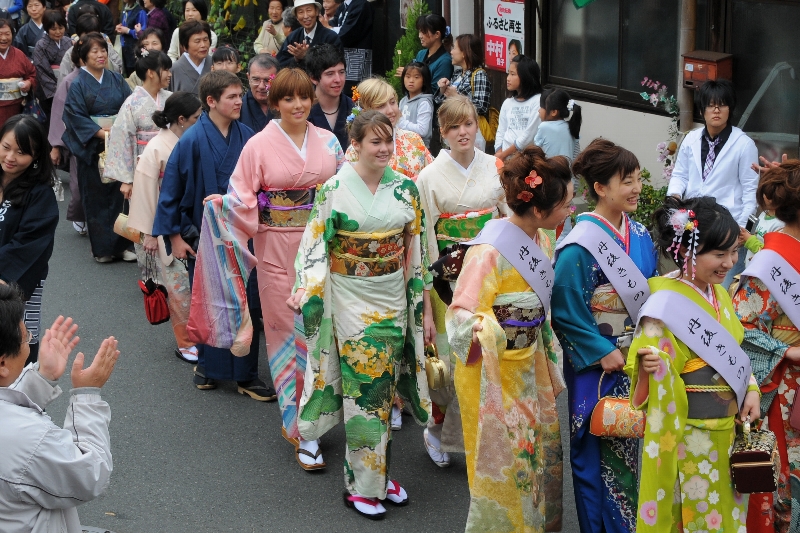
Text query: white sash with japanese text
637 290 752 409
741 249 800 328
467 218 554 315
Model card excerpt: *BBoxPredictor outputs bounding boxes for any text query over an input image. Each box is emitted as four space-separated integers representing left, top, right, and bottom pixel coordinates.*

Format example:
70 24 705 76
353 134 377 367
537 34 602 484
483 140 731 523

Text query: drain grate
82 527 115 533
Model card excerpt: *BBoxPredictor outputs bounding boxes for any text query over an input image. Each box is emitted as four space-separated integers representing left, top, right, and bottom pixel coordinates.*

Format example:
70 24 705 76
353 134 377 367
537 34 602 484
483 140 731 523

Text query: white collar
183 52 205 75
81 65 104 83
274 120 309 157
33 21 43 29
442 147 478 176
343 0 352 5
0 50 8 60
303 23 317 41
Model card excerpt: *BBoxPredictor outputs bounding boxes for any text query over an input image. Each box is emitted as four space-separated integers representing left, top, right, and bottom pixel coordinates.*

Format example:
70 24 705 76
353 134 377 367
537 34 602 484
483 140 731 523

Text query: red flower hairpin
525 169 543 189
517 190 533 202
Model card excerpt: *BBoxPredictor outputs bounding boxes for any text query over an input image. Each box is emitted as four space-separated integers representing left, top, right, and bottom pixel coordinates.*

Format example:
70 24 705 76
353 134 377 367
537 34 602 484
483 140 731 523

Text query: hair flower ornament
140 48 150 57
666 208 701 279
517 190 533 202
264 73 276 92
525 169 543 189
346 87 362 126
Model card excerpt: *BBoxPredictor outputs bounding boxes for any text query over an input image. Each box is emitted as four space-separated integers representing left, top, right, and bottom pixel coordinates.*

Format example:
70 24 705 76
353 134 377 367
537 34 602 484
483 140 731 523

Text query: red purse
139 255 170 325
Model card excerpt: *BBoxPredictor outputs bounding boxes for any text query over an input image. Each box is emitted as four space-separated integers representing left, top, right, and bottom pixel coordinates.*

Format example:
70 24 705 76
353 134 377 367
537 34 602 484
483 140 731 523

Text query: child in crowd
494 54 543 160
398 61 434 148
742 196 785 264
535 88 582 161
211 45 241 74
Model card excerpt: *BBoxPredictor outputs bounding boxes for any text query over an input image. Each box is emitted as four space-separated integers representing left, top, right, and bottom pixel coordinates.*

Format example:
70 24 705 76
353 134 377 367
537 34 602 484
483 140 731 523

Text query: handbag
138 254 170 325
22 94 47 124
730 418 779 493
589 371 646 439
470 69 499 143
113 200 142 242
424 343 449 391
98 130 115 184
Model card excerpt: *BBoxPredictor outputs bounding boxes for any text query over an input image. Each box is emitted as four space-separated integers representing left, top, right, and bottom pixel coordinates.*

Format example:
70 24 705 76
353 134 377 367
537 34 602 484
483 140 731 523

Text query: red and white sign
484 0 526 72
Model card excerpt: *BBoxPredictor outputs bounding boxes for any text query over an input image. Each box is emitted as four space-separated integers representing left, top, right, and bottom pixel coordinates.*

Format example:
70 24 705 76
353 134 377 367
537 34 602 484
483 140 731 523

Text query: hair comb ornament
525 169 542 189
517 191 533 202
666 209 700 279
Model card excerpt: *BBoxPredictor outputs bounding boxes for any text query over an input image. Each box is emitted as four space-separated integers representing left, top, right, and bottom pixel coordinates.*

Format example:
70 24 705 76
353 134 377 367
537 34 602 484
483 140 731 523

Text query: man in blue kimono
239 53 278 133
305 44 353 150
153 70 276 401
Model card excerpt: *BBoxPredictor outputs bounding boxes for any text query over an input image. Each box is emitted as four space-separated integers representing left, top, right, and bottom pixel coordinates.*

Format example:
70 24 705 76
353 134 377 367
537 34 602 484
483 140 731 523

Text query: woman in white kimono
415 95 507 466
287 110 435 519
127 92 202 363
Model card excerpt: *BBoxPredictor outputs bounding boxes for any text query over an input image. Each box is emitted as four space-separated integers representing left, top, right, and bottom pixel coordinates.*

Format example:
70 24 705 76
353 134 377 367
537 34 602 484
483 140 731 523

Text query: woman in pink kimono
223 68 344 469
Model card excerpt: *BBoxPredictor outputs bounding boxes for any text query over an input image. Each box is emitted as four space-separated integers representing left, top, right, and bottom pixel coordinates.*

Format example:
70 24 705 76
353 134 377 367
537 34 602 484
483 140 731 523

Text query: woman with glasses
666 79 759 288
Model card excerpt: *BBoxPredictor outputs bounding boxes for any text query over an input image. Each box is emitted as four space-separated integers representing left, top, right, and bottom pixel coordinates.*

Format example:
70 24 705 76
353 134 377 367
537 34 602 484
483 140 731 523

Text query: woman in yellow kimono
287 110 435 520
626 196 761 532
345 77 433 181
416 95 507 465
446 146 572 532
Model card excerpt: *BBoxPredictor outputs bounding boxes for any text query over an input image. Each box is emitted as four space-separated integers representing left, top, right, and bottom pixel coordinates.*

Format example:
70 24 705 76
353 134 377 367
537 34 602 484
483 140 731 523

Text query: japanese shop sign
484 0 525 72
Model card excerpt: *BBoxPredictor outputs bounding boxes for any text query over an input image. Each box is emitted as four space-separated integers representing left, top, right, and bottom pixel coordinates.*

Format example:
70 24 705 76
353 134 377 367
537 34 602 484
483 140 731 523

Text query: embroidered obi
773 313 800 347
681 358 738 419
330 228 405 277
0 78 23 101
258 187 316 227
434 207 496 251
591 283 633 337
492 292 546 351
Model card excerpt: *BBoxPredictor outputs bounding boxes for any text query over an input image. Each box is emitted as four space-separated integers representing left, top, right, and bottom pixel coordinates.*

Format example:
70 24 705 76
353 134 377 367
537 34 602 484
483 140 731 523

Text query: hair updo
757 159 800 225
501 145 572 217
652 196 739 268
572 138 639 201
152 91 202 129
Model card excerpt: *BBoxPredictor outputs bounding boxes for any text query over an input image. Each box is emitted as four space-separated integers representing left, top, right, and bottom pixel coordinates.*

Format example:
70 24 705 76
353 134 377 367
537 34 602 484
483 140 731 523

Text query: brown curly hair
757 159 800 224
501 146 572 217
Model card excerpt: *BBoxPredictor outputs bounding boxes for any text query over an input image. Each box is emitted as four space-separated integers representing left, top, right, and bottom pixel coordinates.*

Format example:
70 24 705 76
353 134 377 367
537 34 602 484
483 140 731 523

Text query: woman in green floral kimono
626 196 761 532
287 110 435 520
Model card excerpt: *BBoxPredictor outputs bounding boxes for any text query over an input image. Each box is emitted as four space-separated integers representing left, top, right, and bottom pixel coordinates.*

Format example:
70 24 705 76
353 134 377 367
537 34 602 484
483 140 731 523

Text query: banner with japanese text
484 0 525 72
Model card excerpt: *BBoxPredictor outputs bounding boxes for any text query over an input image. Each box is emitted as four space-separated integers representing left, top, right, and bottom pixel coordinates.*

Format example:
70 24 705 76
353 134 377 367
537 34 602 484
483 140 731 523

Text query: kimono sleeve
128 140 165 235
224 141 263 243
551 244 617 372
295 178 336 300
152 141 188 237
406 179 433 289
104 96 138 184
625 316 684 411
415 168 441 262
64 79 102 147
32 42 55 95
333 139 345 170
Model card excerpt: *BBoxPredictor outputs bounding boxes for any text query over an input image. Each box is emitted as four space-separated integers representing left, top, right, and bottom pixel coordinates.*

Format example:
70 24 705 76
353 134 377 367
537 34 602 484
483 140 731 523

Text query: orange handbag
589 372 646 439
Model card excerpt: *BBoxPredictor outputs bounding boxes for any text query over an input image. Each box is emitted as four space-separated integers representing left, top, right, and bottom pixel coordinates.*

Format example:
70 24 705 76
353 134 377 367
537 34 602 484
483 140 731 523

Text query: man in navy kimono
306 44 353 150
239 53 278 133
276 0 342 69
153 70 276 401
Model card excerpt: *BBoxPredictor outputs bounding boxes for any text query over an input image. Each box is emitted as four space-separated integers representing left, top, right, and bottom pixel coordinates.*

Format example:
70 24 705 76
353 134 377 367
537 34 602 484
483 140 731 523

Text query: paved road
39 187 580 533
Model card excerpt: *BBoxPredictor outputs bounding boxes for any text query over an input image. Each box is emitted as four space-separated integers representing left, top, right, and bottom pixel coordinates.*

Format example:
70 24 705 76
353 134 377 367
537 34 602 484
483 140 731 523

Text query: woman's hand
286 288 305 315
50 146 61 166
143 234 158 254
738 390 761 423
202 193 222 206
120 182 132 199
422 290 436 345
638 347 661 374
19 80 31 93
600 348 626 373
751 154 788 174
265 21 276 35
94 126 110 139
471 321 483 345
169 234 195 260
785 347 800 363
115 24 130 35
319 14 331 28
444 85 458 97
437 78 449 90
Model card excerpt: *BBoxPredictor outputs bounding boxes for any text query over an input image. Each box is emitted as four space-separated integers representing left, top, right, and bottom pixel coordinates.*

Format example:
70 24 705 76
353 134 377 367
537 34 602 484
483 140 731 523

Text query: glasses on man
705 104 729 112
249 77 272 87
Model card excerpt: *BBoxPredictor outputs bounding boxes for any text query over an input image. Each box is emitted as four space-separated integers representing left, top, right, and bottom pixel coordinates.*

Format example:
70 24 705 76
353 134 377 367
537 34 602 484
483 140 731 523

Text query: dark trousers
77 156 129 258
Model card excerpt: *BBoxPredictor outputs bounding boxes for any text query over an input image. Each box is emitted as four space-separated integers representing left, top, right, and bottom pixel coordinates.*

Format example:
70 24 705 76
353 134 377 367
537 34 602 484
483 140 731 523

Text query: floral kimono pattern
345 127 433 181
295 163 432 498
446 238 564 533
104 86 171 185
626 276 759 533
733 232 800 533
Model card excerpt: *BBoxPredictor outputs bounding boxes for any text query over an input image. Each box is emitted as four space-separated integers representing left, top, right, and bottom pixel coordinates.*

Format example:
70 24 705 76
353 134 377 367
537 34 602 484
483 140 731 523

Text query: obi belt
258 186 316 227
330 228 404 277
435 207 496 251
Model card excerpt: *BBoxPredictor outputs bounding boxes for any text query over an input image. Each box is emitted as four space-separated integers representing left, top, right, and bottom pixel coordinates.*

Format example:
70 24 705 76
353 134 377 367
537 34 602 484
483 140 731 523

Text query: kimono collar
441 147 478 177
183 53 205 74
80 65 104 84
0 49 8 60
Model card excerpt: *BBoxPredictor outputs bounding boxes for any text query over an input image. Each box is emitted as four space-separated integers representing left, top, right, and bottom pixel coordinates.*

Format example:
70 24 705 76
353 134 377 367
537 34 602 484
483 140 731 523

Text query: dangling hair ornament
666 209 700 279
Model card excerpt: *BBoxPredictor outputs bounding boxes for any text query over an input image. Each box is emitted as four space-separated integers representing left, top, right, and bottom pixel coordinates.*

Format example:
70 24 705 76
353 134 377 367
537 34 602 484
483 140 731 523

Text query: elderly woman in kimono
32 9 72 125
345 77 433 182
58 13 124 83
169 20 211 95
0 20 36 129
733 160 800 533
551 139 658 533
62 33 133 263
127 92 202 363
285 110 434 519
415 95 507 467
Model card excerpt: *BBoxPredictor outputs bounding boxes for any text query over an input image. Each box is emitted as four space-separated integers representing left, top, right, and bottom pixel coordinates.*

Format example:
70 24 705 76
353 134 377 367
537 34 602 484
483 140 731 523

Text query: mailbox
682 51 733 89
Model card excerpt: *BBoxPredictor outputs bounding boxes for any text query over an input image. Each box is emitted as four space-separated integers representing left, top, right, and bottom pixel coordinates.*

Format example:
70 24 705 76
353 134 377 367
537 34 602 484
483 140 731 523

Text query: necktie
703 136 720 181
305 36 311 45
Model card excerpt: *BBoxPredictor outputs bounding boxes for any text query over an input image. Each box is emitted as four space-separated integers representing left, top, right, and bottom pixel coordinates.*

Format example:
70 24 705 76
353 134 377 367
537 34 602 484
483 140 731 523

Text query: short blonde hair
437 95 478 133
356 77 397 110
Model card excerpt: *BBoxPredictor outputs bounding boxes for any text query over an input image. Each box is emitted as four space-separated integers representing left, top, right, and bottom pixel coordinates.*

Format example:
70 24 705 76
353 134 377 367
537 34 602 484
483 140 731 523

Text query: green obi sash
434 208 496 251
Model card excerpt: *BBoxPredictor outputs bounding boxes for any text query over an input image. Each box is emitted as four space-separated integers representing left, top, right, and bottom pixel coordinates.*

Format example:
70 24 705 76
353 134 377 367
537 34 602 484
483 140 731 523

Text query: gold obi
591 283 633 337
492 303 546 350
330 228 404 277
773 313 800 347
434 207 496 251
681 358 738 419
258 187 316 227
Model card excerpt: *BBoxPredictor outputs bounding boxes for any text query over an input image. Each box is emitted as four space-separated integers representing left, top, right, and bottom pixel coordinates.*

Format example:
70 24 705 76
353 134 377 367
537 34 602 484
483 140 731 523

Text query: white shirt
183 52 205 75
275 120 308 158
303 23 317 43
495 94 542 152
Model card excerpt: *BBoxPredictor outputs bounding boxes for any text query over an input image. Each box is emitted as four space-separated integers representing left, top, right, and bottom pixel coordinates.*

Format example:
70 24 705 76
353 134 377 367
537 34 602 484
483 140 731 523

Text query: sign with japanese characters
742 249 800 328
484 0 526 72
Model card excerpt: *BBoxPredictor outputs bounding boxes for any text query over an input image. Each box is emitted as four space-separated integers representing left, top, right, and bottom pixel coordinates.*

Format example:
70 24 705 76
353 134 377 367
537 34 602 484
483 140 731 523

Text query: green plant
577 168 667 229
384 0 429 95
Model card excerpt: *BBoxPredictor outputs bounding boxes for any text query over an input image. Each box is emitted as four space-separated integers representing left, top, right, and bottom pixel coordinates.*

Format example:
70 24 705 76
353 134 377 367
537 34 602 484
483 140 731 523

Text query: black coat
239 91 272 133
67 0 115 37
333 0 372 50
276 23 342 68
0 183 59 300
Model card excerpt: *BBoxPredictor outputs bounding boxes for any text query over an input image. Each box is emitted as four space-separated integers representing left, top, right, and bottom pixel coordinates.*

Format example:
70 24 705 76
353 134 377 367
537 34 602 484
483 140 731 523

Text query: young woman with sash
415 95 507 467
286 110 434 519
551 139 657 533
626 196 761 532
733 160 800 532
446 145 571 532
